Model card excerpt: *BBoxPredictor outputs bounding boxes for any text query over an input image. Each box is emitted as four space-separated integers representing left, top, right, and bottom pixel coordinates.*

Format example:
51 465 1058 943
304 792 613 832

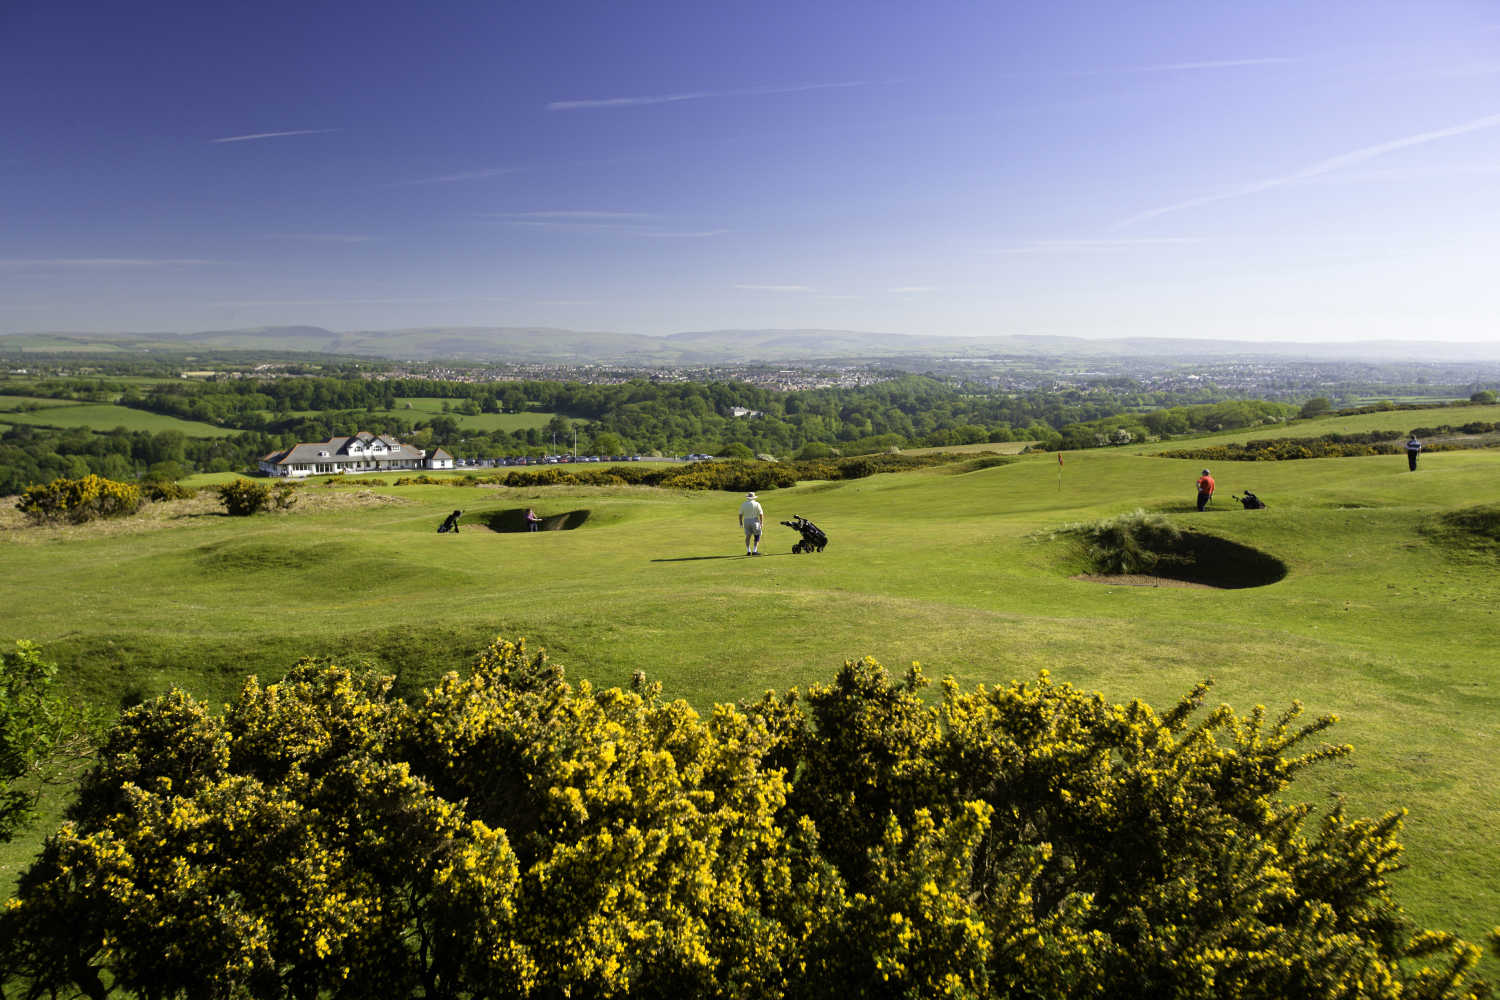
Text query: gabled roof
261 432 426 466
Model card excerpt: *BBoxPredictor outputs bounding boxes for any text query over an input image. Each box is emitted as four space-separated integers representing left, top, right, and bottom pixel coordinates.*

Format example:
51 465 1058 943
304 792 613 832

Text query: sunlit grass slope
3 414 1499 956
0 401 239 436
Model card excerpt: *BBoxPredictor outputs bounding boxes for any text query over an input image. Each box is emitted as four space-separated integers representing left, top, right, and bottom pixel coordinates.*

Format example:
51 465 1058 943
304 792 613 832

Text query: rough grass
4 412 1500 968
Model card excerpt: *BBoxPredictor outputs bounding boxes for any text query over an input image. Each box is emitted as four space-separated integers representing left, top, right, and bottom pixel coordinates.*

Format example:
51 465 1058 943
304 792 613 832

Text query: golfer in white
738 491 764 555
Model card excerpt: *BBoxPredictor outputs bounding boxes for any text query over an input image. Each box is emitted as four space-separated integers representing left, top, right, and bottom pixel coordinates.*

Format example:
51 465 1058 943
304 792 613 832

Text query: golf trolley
780 515 828 554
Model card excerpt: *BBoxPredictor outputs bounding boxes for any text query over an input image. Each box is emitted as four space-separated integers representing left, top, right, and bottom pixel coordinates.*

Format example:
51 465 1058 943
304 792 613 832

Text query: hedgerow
1 639 1490 999
1162 422 1500 462
480 453 1000 492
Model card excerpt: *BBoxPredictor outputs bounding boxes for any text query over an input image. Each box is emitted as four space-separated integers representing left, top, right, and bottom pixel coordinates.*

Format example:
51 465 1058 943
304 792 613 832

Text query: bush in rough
16 474 144 524
215 478 272 516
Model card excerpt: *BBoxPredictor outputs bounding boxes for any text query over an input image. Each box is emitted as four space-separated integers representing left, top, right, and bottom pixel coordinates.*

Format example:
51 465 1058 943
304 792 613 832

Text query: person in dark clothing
438 510 462 533
1406 435 1422 471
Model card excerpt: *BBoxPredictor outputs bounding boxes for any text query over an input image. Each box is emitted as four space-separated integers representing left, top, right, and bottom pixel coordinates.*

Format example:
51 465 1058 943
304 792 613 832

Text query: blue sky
3 0 1499 342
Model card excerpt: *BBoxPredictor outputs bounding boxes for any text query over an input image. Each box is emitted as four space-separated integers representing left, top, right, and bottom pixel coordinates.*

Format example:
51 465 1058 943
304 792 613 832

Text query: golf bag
437 510 463 533
781 515 828 554
1233 492 1266 510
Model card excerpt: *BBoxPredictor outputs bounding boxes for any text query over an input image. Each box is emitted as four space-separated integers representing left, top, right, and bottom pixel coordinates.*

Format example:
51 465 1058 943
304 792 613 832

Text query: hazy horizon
5 1 1499 343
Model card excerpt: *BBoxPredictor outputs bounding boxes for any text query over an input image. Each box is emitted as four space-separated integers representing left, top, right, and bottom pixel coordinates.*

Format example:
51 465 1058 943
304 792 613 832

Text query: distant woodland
0 373 1311 495
18 368 1487 496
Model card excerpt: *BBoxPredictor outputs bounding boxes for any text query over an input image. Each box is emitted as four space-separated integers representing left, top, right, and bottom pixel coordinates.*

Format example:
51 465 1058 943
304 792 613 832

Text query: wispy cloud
212 295 509 307
0 257 211 269
397 167 516 185
735 284 810 292
261 234 374 244
990 238 1204 254
889 285 935 293
548 80 867 111
506 210 654 220
210 129 339 144
639 229 729 238
1135 57 1292 72
1114 112 1500 229
489 212 726 238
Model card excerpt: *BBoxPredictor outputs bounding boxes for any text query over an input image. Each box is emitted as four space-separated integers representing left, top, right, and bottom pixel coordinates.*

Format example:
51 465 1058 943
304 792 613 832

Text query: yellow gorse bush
1 639 1492 999
16 474 144 524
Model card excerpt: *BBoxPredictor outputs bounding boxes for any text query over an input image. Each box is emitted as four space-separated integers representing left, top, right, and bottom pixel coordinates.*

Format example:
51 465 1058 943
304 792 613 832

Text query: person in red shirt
1196 469 1216 511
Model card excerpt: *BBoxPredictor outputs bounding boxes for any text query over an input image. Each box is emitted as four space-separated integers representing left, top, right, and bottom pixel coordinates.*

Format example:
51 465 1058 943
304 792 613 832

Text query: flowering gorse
1 641 1491 999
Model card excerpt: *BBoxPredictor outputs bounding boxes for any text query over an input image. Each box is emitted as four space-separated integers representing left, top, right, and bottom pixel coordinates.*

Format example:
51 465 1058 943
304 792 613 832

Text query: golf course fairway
4 436 1498 958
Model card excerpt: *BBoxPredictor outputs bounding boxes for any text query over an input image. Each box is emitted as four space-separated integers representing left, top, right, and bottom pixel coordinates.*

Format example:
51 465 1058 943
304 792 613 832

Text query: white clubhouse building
258 431 454 478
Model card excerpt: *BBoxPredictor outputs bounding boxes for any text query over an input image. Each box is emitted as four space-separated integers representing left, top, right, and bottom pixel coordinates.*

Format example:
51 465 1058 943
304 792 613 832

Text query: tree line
2 373 1307 495
13 373 1491 496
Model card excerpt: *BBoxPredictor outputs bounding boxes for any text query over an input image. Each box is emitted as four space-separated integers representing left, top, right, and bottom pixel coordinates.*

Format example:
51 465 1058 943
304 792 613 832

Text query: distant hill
3 325 1498 364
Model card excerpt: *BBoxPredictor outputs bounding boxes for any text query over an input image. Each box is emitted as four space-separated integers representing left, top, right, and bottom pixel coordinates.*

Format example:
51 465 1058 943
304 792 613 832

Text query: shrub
0 643 1488 1000
140 480 196 502
719 442 755 460
1161 432 1410 462
795 441 837 460
487 453 989 493
16 475 144 524
215 478 271 516
0 641 102 843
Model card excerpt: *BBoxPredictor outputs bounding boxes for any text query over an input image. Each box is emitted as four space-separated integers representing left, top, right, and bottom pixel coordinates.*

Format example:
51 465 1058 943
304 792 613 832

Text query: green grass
5 409 1500 965
1144 402 1500 451
1343 395 1468 406
393 398 557 432
280 400 558 433
0 396 83 411
0 401 241 437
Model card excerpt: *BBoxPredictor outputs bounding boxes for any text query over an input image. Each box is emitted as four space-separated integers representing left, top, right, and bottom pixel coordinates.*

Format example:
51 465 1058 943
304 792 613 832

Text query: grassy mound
1065 510 1287 588
1420 503 1500 559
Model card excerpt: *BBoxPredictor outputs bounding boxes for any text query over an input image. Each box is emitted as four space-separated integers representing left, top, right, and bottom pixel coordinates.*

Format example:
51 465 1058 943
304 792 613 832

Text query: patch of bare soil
1073 573 1219 589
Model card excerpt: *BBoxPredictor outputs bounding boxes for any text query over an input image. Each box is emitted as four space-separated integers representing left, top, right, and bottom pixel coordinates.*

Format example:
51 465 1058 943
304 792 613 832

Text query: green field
0 401 240 436
281 399 558 433
393 397 557 433
0 396 82 411
4 408 1500 962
